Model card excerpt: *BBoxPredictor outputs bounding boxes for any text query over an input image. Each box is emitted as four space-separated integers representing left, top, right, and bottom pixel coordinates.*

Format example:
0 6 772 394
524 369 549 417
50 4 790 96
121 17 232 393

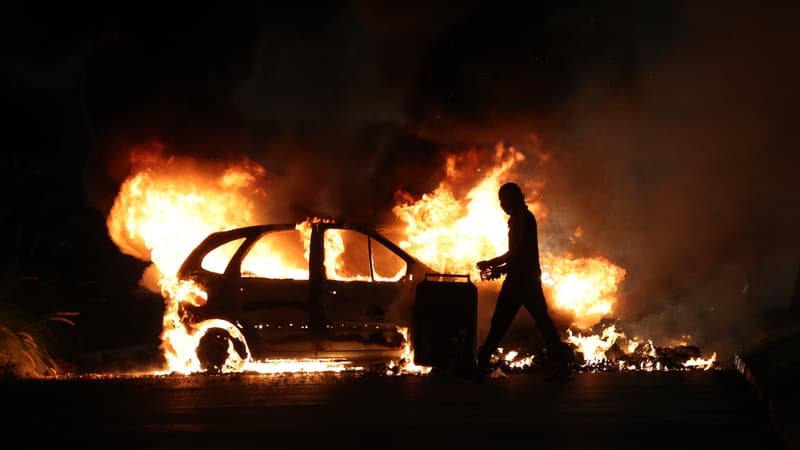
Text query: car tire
197 327 247 374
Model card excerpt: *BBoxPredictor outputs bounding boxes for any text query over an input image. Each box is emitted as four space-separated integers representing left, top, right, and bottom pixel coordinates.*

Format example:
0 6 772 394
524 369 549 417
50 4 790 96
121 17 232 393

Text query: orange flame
107 150 421 375
107 150 273 374
393 144 625 328
393 145 536 279
105 142 716 376
566 325 626 364
107 154 265 280
387 327 432 375
683 353 717 370
541 255 626 328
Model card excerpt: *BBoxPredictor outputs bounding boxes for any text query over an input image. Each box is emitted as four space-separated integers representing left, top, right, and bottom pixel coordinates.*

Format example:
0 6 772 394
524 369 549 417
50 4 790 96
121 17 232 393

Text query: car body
176 218 435 370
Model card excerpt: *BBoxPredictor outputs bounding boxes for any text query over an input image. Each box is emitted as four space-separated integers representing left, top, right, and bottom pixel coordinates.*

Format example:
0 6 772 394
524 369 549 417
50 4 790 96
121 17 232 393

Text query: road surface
2 369 786 450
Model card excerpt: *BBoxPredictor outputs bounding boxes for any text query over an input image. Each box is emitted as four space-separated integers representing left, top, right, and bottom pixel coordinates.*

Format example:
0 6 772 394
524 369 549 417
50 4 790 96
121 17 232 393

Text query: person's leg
476 284 520 371
523 282 570 370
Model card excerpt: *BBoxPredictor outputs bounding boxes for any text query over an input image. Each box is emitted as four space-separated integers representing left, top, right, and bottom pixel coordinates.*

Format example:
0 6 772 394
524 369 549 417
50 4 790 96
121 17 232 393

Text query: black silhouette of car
176 218 435 372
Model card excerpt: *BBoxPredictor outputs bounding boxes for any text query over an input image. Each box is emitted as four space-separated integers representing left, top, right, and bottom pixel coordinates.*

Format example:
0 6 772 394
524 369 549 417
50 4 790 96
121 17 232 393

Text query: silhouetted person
475 182 572 381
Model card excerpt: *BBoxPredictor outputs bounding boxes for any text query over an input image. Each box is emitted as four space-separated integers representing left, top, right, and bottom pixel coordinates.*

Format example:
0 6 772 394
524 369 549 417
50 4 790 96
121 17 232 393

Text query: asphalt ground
1 368 787 450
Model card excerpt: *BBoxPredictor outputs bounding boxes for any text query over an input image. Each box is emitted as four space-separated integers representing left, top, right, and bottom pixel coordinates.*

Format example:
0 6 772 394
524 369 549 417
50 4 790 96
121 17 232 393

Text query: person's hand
478 260 503 281
485 268 502 280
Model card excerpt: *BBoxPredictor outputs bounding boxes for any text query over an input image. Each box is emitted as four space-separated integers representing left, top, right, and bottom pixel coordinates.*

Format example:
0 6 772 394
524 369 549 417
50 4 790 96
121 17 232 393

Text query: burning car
175 218 435 372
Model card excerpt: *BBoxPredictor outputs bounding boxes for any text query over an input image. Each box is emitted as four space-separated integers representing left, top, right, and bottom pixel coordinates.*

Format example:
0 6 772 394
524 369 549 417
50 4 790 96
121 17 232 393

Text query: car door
231 227 314 357
318 227 413 353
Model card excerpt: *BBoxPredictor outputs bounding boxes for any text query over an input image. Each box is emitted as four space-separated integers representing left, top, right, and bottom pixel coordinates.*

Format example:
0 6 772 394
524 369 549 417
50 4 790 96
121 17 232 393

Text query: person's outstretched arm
477 252 508 271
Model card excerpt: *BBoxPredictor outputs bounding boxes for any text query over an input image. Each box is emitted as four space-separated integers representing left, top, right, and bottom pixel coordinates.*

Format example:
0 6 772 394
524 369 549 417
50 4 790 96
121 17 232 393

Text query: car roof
177 220 431 277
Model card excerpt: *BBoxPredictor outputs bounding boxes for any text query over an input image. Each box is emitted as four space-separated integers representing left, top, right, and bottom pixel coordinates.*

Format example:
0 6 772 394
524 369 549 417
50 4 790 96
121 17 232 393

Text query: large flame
106 149 423 375
107 148 286 374
391 144 715 370
104 142 716 376
393 144 625 328
540 254 626 328
393 145 531 278
107 152 264 280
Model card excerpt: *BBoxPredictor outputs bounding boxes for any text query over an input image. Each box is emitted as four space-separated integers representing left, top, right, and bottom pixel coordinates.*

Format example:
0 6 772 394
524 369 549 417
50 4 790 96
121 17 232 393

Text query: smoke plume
6 2 795 364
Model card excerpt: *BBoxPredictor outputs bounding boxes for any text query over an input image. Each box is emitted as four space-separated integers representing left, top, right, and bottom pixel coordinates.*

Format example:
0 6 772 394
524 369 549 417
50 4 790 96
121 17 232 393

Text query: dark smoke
3 1 799 365
534 3 800 361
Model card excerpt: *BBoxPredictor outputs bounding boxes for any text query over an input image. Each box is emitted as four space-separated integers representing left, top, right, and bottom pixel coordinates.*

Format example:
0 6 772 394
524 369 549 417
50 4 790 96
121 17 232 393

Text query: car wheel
196 327 247 374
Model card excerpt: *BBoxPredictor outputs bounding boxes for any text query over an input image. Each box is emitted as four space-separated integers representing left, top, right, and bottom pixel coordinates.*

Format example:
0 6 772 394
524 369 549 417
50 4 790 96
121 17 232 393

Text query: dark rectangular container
412 273 477 369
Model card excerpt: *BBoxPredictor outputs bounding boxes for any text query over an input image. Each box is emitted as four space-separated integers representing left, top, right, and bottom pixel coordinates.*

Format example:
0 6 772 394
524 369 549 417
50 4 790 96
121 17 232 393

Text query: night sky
2 1 799 369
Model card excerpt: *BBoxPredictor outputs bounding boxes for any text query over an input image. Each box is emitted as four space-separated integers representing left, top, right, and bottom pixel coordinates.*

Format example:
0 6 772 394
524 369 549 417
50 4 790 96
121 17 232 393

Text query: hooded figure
475 182 572 381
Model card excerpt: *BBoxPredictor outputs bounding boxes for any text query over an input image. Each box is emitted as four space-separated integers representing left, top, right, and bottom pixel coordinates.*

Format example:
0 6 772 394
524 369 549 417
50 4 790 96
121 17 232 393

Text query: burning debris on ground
489 321 719 375
488 345 718 376
565 319 719 372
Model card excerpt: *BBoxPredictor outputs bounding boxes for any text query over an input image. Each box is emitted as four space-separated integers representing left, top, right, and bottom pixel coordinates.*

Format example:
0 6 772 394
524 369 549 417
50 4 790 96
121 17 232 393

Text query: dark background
1 1 799 372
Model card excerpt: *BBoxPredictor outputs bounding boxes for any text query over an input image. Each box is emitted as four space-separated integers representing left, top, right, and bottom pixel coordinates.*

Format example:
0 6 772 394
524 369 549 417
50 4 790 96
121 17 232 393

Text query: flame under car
176 220 434 372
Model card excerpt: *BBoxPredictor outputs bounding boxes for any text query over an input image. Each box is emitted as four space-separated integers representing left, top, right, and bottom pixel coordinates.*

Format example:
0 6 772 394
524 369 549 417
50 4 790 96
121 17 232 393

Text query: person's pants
476 277 565 368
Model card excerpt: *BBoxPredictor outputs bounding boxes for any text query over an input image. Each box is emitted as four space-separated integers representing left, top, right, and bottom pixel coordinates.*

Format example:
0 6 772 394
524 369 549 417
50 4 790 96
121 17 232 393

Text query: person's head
498 182 526 214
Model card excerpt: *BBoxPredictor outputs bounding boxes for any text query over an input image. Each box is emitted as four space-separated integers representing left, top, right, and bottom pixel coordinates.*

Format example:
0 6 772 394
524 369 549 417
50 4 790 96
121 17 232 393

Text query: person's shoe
544 366 574 382
471 363 493 383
